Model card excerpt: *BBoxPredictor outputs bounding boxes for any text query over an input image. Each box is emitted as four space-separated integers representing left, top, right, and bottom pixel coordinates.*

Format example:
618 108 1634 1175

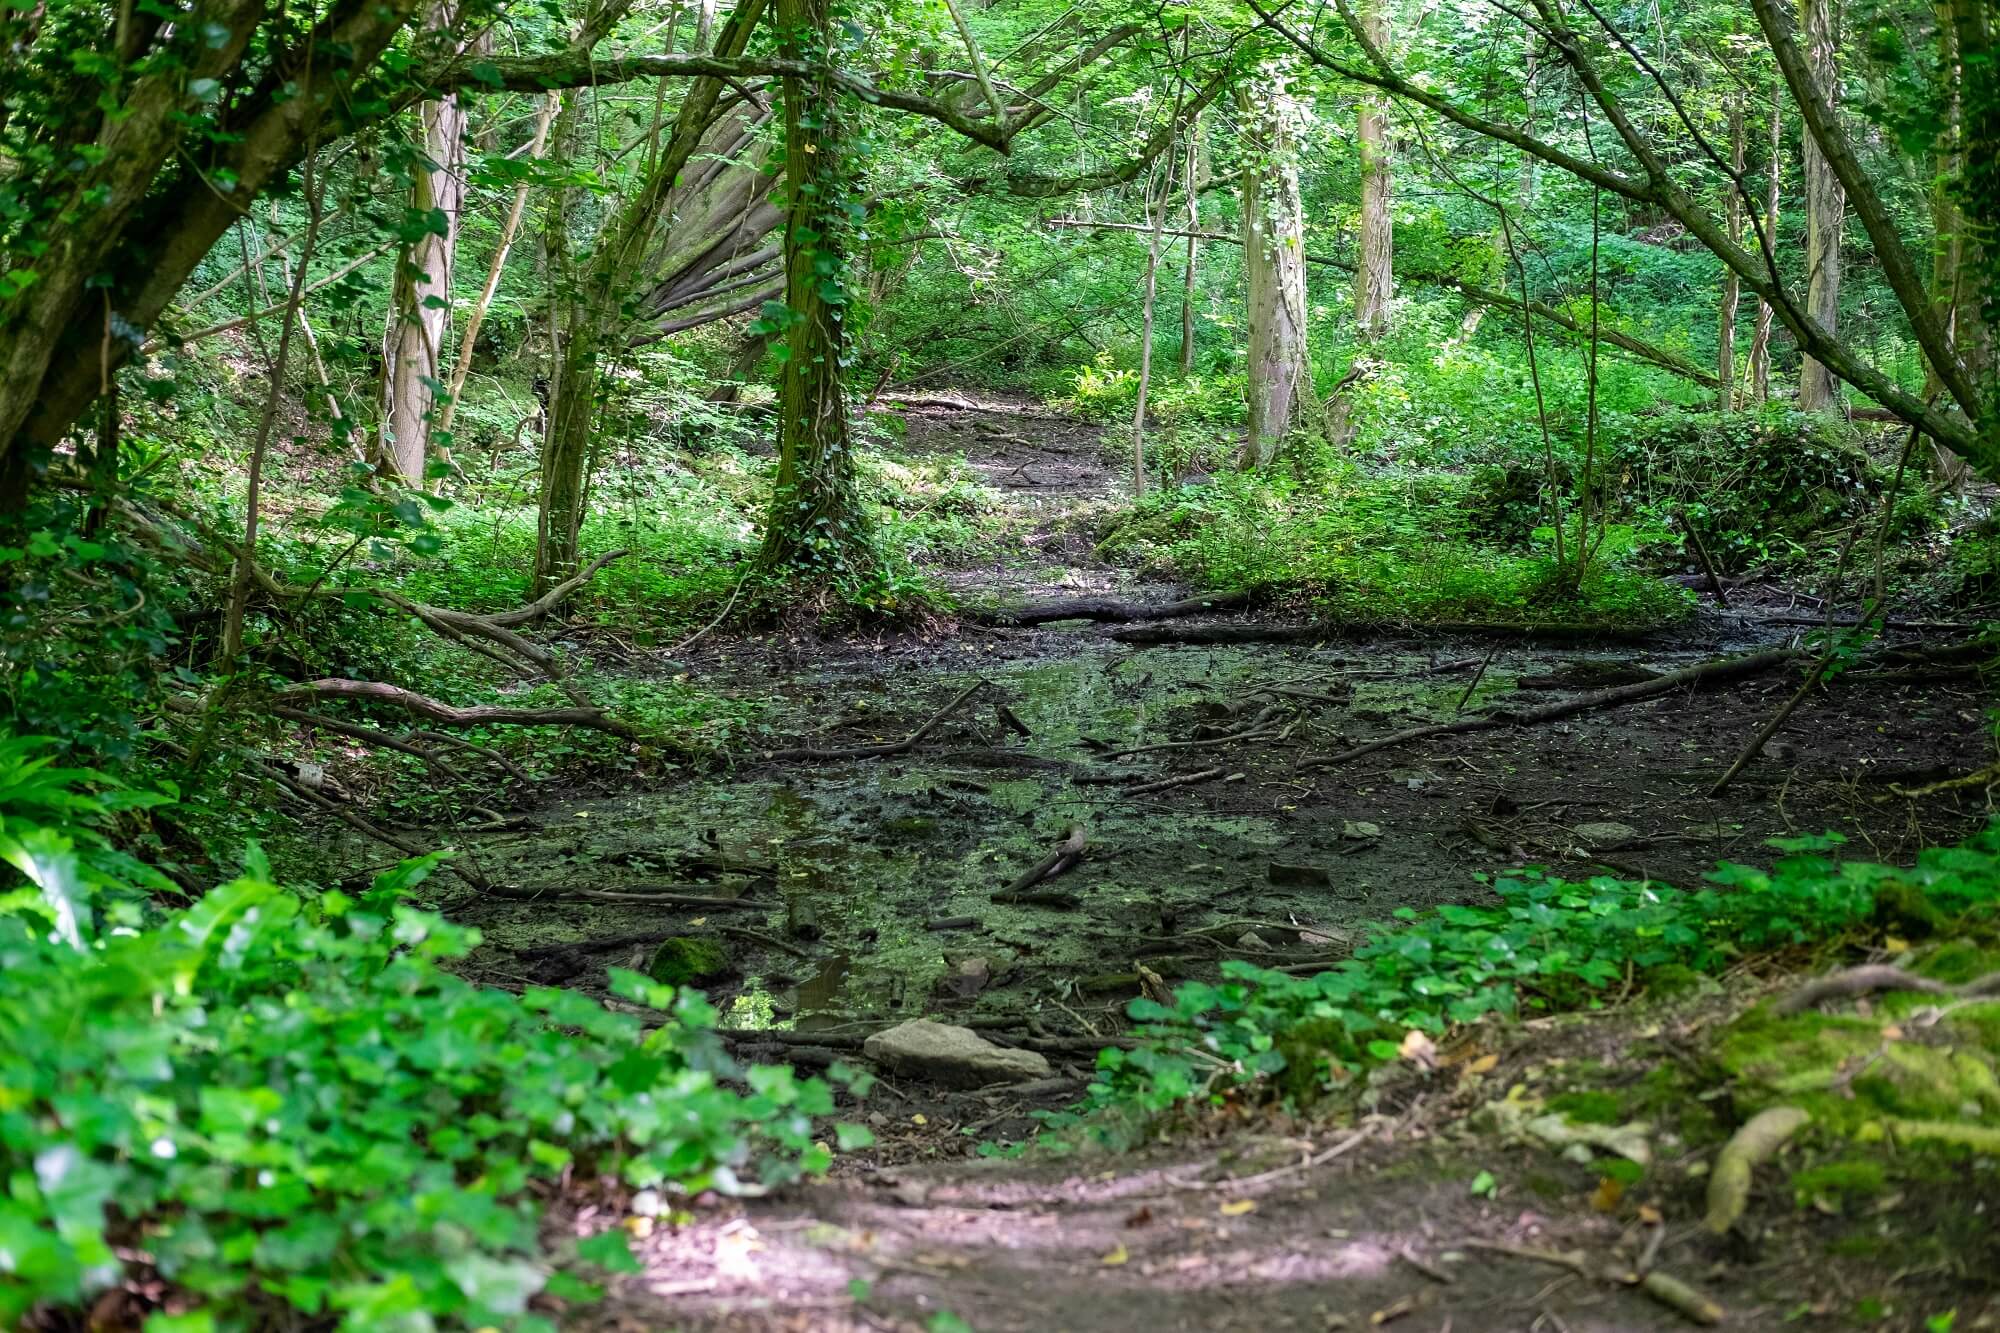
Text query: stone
861 1019 1052 1088
1573 821 1640 849
1268 861 1330 887
648 935 732 987
1341 820 1382 840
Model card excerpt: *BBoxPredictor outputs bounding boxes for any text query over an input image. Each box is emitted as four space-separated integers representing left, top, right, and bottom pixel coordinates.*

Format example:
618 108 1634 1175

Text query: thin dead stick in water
765 679 989 761
715 923 812 958
1709 602 1876 798
995 825 1088 900
1454 642 1500 715
1126 765 1231 795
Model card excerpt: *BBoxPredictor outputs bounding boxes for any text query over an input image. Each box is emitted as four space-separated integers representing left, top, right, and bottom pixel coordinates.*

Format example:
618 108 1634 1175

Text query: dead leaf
1370 1293 1424 1324
1637 1204 1664 1225
1219 1199 1258 1216
1591 1177 1625 1213
1398 1029 1439 1069
1123 1206 1154 1228
910 1114 927 1126
1100 1244 1130 1266
1465 1053 1499 1076
1881 1024 1904 1040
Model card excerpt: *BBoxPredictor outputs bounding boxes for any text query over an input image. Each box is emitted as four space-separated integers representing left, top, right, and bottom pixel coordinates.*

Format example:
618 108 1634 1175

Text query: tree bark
1719 86 1745 410
756 0 875 577
1179 129 1201 373
1237 62 1314 470
381 50 469 486
1749 80 1782 403
1354 0 1394 338
1795 0 1844 413
437 93 558 446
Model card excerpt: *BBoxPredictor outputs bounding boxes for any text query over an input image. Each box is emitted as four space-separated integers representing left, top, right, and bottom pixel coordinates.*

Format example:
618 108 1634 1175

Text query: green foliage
1105 463 1691 627
1074 826 2000 1116
0 756 853 1329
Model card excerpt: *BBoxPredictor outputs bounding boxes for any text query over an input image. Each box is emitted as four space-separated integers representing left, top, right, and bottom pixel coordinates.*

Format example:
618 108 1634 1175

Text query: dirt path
329 395 1996 1330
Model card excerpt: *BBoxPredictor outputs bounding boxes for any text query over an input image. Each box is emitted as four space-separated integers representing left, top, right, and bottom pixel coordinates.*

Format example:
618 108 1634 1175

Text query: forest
1 0 1998 1323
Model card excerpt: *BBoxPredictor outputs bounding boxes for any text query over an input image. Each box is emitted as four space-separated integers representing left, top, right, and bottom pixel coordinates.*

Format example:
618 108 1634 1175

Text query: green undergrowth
0 741 878 1330
1024 825 2000 1148
1099 462 1693 627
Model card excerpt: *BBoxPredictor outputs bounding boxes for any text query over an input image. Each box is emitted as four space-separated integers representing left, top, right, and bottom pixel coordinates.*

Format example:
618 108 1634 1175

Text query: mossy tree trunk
756 0 878 580
1354 0 1394 339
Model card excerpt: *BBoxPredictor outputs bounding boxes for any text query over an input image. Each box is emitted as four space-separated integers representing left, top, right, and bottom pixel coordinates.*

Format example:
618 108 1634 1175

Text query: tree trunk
1797 0 1844 412
1354 0 1394 339
1178 131 1200 373
1132 156 1176 499
756 0 874 577
381 6 469 485
1237 63 1313 470
1719 87 1745 410
1750 79 1782 403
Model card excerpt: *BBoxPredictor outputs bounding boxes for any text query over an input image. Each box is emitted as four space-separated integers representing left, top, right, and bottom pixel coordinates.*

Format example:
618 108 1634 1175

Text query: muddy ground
312 394 1998 1330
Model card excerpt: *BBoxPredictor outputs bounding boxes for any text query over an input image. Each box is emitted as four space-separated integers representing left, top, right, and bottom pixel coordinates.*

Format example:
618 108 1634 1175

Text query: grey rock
862 1019 1052 1088
1573 821 1640 849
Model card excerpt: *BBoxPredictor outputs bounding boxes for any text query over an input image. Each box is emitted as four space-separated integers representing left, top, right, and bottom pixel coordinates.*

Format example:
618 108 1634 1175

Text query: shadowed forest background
2 0 2000 1325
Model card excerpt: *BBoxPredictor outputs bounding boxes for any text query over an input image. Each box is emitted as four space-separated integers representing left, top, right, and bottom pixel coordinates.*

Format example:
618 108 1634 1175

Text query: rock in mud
648 935 732 986
861 1019 1052 1088
1573 821 1641 849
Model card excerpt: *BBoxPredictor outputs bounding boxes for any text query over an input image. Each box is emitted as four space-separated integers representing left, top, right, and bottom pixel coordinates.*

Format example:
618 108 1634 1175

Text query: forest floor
329 395 1997 1330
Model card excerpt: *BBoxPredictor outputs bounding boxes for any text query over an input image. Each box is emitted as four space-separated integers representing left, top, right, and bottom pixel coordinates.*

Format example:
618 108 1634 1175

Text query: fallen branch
1111 618 1672 646
1892 762 2000 797
978 589 1250 627
1297 648 1799 771
1772 963 2000 1014
277 679 638 738
765 679 989 761
1125 765 1232 795
994 824 1088 901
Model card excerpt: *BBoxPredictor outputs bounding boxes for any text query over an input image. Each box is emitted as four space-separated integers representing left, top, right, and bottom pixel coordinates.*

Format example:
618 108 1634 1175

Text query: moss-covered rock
649 935 733 987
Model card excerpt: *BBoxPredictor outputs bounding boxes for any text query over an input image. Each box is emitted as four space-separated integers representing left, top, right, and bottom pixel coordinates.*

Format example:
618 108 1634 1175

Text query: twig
716 923 813 959
994 825 1089 900
1454 642 1501 715
1125 765 1230 795
765 679 989 761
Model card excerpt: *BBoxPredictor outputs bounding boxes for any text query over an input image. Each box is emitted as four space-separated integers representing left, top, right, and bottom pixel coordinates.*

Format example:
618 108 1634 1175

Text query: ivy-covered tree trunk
1354 0 1394 339
1797 0 1844 413
381 18 468 486
756 0 875 577
1237 64 1312 471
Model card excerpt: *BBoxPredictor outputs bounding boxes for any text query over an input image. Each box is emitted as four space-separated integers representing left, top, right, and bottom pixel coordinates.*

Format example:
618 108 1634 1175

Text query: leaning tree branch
1746 0 1977 419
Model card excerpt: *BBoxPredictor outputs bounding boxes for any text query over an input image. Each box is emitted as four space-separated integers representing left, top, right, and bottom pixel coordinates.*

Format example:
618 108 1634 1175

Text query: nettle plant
0 742 870 1330
1078 828 2000 1115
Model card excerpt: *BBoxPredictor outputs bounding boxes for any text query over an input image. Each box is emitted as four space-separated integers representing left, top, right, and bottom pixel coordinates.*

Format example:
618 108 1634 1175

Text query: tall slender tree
381 8 469 486
1354 0 1393 338
1797 0 1844 412
1237 60 1313 469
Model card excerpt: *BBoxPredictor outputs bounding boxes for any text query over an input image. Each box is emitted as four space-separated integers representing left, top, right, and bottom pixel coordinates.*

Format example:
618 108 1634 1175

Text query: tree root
277 679 638 737
1110 619 1673 646
1704 1105 1811 1235
1462 1240 1724 1326
1771 964 1952 1014
1297 648 1799 771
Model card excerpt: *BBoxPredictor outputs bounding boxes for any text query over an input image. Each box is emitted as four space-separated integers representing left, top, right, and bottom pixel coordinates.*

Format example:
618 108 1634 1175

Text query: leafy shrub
1077 827 2000 1116
0 747 865 1330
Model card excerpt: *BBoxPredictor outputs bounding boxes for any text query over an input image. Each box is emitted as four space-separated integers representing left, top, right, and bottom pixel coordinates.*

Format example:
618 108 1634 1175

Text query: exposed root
1704 1105 1811 1235
1771 964 1952 1014
994 824 1089 902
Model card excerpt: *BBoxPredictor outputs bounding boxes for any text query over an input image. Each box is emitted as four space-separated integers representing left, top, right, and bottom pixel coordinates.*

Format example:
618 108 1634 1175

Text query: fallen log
1296 647 1800 771
977 589 1250 627
765 679 989 762
994 824 1088 902
1111 618 1675 646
